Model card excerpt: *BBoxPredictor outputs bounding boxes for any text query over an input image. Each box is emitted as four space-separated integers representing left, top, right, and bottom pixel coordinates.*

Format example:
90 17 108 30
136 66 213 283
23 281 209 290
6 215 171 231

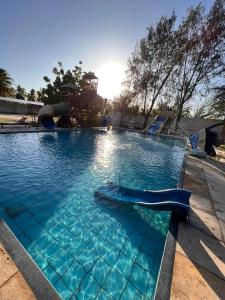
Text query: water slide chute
145 115 167 134
95 182 191 220
38 102 69 129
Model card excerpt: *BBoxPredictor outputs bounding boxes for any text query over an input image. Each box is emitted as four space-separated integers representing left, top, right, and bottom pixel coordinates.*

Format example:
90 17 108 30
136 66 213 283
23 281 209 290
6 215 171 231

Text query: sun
96 62 125 99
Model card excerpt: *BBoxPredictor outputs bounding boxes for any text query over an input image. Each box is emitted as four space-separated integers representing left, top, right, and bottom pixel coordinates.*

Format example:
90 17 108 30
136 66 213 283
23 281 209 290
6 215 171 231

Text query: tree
123 0 225 132
40 61 107 127
193 100 211 118
35 89 44 102
16 85 27 100
171 0 225 129
127 13 179 127
41 61 83 104
209 85 225 119
0 68 14 97
207 84 225 142
68 91 106 127
113 91 139 125
27 89 37 101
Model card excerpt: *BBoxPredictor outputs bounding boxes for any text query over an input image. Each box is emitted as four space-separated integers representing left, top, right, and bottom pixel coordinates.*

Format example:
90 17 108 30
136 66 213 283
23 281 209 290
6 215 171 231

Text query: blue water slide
146 115 166 134
95 183 191 220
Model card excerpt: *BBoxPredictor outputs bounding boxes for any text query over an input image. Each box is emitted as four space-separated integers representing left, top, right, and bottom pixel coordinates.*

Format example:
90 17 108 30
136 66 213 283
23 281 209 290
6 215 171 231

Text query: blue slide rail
146 115 166 134
95 183 191 220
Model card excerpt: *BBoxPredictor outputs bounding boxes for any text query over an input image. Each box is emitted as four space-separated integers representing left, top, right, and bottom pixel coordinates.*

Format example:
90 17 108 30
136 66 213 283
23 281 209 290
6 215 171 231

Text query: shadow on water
171 209 225 299
95 195 170 287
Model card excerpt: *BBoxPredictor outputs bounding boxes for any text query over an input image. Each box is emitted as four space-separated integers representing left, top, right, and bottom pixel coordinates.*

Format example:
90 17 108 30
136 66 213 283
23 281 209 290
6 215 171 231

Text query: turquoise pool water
0 130 185 299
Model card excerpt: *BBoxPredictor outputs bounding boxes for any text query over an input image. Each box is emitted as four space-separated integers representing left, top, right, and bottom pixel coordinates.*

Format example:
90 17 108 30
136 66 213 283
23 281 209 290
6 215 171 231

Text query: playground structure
38 73 100 129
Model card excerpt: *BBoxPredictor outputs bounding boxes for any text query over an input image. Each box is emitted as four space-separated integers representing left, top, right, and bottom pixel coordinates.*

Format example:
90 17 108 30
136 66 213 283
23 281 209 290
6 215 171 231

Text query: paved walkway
171 155 225 299
0 243 36 300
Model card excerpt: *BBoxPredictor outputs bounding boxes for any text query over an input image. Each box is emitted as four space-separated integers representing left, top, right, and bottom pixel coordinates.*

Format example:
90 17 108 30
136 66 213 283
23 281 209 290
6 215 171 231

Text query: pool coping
0 219 61 300
114 126 187 141
0 126 187 142
0 127 81 134
153 152 187 300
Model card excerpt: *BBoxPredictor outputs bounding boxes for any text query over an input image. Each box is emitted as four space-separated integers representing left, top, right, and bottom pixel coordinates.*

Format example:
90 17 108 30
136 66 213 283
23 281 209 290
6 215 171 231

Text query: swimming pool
0 129 185 299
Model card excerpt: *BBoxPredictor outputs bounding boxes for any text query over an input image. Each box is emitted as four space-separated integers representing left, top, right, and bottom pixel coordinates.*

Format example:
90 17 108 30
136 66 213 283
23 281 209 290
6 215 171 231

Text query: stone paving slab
171 252 225 300
171 155 225 299
189 207 223 241
210 189 225 205
214 200 225 212
183 173 210 199
176 223 225 280
0 243 36 299
189 193 213 214
218 220 225 242
0 244 17 286
204 168 225 184
216 211 225 223
0 272 36 300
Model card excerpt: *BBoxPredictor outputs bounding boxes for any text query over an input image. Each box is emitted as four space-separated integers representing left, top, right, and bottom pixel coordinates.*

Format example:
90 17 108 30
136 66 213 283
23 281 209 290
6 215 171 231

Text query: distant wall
180 117 223 139
110 111 224 139
0 97 43 115
110 112 154 129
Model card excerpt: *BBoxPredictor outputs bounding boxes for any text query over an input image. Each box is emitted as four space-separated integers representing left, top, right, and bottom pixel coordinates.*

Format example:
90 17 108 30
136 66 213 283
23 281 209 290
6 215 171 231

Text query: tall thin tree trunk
222 118 225 144
143 110 152 129
173 103 183 132
143 116 148 129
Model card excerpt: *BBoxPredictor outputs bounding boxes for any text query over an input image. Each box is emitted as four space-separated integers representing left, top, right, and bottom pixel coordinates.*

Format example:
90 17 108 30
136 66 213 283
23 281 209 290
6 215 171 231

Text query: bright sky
1 0 212 99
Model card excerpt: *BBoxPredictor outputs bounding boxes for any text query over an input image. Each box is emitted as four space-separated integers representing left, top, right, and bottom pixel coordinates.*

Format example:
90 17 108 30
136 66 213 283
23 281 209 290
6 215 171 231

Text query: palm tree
0 68 14 97
16 85 27 100
27 89 36 101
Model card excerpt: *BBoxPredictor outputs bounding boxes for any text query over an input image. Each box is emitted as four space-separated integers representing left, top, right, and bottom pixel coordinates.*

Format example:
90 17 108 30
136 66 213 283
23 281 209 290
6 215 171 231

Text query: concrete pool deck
171 155 225 299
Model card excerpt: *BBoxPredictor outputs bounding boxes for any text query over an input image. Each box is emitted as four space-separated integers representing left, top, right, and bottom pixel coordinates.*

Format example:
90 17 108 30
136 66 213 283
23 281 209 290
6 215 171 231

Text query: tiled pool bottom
0 130 185 299
2 200 170 300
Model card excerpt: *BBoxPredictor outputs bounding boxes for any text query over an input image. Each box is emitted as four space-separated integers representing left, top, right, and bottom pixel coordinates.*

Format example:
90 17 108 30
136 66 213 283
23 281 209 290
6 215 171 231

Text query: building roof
0 96 44 106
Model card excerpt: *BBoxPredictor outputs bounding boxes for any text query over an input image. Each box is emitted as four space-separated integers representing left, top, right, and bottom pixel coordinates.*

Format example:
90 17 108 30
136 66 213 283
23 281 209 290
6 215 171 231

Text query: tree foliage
16 85 27 100
113 91 139 114
125 0 225 129
40 61 83 105
208 85 225 119
39 61 109 126
27 89 37 101
127 13 178 127
0 68 14 97
171 1 225 128
69 92 107 127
